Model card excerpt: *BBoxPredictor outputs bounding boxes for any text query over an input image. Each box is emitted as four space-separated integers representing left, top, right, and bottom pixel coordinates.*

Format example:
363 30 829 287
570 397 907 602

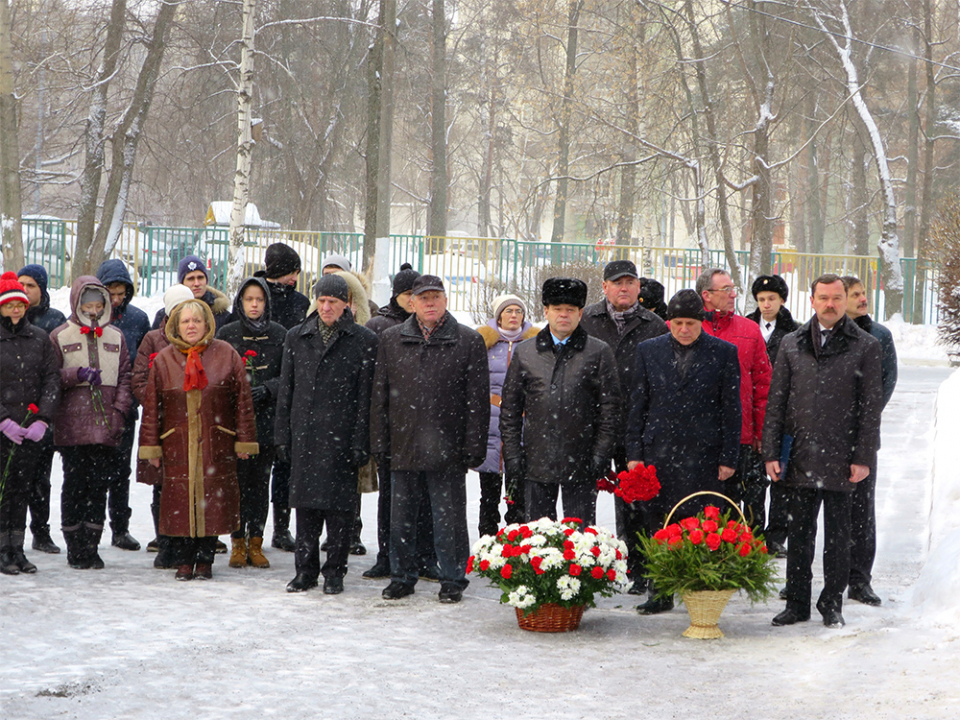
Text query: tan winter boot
228 537 247 568
247 537 270 568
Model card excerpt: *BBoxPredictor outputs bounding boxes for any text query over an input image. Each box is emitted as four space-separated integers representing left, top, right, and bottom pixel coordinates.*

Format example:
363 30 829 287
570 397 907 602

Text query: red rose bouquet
597 463 660 504
637 504 779 603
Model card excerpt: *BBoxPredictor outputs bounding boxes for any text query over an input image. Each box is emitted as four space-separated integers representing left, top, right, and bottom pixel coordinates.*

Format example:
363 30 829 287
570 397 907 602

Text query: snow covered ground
2 294 958 719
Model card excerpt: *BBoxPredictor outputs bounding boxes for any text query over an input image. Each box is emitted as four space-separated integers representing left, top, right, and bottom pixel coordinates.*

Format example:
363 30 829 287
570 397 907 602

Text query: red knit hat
0 271 29 308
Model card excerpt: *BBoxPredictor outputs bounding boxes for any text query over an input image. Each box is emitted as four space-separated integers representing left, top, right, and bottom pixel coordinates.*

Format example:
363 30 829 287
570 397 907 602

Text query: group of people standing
0 246 896 629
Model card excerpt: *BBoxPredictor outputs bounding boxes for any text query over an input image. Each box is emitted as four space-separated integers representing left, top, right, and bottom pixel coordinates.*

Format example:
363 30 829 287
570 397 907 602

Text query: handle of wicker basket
662 491 747 529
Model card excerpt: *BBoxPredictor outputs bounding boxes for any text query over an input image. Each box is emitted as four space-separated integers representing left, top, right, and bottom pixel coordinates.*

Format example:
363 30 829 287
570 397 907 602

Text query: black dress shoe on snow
636 594 674 615
438 583 463 603
0 550 20 575
418 565 441 583
767 540 788 559
146 537 160 553
272 531 296 552
111 532 141 551
13 550 37 574
779 586 788 600
627 580 648 596
349 540 367 556
382 581 415 600
821 609 846 628
771 607 811 626
848 584 882 607
32 530 61 554
362 561 391 579
323 576 344 595
286 573 319 593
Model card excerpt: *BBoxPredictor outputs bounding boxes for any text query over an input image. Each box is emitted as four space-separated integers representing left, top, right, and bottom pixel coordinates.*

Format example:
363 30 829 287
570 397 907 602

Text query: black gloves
463 454 485 469
250 385 269 403
505 457 525 483
276 445 290 464
590 455 609 480
352 449 370 468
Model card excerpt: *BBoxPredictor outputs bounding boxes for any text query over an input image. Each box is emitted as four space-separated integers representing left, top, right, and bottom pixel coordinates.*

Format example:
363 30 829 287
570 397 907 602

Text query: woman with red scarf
139 300 258 580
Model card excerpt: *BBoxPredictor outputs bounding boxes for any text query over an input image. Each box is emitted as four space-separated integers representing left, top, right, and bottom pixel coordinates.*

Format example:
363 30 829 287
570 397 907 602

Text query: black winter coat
274 313 378 512
762 315 883 493
253 271 310 330
625 332 742 515
370 312 489 472
853 314 898 409
0 318 61 427
96 259 151 362
216 277 287 445
366 300 410 336
746 306 798 368
25 291 66 335
500 325 622 485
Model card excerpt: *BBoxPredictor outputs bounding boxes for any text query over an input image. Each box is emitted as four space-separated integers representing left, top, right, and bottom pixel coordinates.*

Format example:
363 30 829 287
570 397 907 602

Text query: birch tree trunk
550 0 583 248
0 0 23 272
227 0 257 298
426 0 447 240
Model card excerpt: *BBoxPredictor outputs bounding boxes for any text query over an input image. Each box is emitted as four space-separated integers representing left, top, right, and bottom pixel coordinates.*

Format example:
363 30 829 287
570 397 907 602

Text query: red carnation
507 529 520 542
562 517 582 525
584 527 598 536
519 526 532 539
590 546 601 558
706 533 722 551
665 523 682 538
563 528 575 537
738 543 751 557
739 531 753 544
569 564 582 576
531 556 544 574
702 520 718 533
680 517 700 531
563 549 576 561
668 537 683 551
652 529 670 542
591 566 605 579
500 564 512 579
615 549 623 560
563 540 575 551
689 529 704 545
607 568 617 581
501 545 514 558
466 556 474 573
704 505 720 520
597 477 617 493
519 544 532 555
479 559 490 571
80 326 90 335
244 350 257 358
759 545 768 554
27 403 39 414
614 464 660 503
721 527 738 543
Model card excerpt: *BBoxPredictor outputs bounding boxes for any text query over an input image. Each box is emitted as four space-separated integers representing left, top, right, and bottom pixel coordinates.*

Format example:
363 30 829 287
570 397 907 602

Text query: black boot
63 526 89 569
84 523 105 570
31 525 61 554
0 534 19 575
10 532 37 573
271 506 295 552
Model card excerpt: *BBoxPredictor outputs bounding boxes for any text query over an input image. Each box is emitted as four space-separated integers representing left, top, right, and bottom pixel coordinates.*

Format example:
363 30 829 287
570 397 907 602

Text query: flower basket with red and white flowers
469 517 629 631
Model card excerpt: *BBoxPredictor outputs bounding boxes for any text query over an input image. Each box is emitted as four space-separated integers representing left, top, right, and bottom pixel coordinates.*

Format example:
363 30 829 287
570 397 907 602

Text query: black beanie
264 243 302 279
542 277 588 308
392 263 420 297
751 274 789 301
312 274 349 302
666 289 705 321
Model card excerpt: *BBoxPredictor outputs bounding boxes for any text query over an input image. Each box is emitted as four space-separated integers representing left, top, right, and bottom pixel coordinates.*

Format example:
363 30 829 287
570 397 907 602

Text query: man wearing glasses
696 269 772 532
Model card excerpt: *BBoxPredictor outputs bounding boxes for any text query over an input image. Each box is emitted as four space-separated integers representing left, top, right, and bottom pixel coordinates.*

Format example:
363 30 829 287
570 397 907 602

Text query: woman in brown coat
139 299 258 581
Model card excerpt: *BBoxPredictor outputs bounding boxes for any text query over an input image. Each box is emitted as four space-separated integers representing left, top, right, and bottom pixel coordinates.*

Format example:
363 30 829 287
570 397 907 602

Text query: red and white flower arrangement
469 517 629 614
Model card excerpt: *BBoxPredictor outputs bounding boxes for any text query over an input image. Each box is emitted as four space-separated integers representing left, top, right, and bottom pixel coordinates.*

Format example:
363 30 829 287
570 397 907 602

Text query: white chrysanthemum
507 585 537 608
556 575 582 601
525 534 547 547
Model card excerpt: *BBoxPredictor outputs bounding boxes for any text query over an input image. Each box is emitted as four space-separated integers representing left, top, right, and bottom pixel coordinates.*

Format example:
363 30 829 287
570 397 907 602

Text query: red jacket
701 311 771 445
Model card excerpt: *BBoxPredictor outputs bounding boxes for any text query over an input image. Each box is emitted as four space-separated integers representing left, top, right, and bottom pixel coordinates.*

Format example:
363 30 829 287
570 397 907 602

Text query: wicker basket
515 603 585 633
680 589 737 639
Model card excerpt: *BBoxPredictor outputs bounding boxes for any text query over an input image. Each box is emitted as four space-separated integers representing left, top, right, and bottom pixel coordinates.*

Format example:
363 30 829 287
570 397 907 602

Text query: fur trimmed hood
476 322 538 350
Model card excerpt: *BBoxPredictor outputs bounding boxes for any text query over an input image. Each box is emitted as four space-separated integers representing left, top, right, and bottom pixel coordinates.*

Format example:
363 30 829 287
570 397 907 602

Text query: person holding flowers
49 276 133 569
217 277 286 570
139 299 258 581
0 272 61 575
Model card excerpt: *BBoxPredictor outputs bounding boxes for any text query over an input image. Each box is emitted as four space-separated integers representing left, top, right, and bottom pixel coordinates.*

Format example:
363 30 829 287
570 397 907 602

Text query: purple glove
22 421 48 443
0 418 25 445
77 367 103 386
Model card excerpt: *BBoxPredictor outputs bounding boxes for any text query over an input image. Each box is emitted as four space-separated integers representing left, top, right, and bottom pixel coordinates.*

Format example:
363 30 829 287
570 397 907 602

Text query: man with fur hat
500 278 621 526
17 264 68 554
473 293 538 537
371 275 489 603
580 259 667 592
96 259 152 552
151 255 231 333
626 289 742 615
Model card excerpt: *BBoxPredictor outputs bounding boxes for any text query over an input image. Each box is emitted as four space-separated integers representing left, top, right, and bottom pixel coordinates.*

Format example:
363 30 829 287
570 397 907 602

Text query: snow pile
913 368 960 623
885 313 955 365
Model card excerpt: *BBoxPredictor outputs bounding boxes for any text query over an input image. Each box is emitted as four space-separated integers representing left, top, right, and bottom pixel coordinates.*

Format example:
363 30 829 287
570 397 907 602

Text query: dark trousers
1 435 36 534
295 507 353 580
374 461 437 570
728 444 767 530
612 450 645 579
168 536 218 565
352 494 363 542
849 468 877 588
28 435 56 534
271 457 291 507
60 445 114 531
764 481 790 547
107 411 137 533
785 486 852 615
390 470 469 589
525 480 598 526
233 448 275 539
478 471 525 537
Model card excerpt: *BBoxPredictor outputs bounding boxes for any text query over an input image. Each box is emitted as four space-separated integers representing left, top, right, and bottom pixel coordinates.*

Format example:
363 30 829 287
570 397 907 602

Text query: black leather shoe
286 573 319 593
382 581 415 600
822 609 846 628
772 607 811 626
778 586 788 600
627 579 648 596
438 583 463 603
362 561 391 579
636 594 674 615
848 584 881 607
767 540 787 559
0 550 20 575
32 529 61 554
349 540 367 556
323 576 344 595
13 550 37 574
146 538 160 553
418 565 441 583
272 530 296 552
111 532 141 551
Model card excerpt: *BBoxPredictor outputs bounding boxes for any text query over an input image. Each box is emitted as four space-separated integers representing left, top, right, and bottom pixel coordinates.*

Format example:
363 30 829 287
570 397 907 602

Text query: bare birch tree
0 0 23 271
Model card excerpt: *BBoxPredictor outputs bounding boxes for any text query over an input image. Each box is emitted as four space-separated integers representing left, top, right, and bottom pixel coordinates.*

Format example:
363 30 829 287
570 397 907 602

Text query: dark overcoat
0 319 60 426
853 314 898 409
370 312 489 472
746 305 798 369
274 313 378 512
761 315 883 493
500 325 622 485
625 332 742 516
253 270 310 330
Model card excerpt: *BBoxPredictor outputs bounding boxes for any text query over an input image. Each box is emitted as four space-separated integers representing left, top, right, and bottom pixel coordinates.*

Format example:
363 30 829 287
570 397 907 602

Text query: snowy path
1 367 957 720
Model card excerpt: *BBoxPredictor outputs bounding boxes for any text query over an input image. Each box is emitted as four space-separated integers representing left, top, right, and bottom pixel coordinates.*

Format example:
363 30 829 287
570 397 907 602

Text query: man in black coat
96 259 152 551
253 243 310 552
274 274 378 595
16 264 67 554
501 277 622 527
371 275 489 603
764 274 883 629
842 275 898 607
626 289 742 615
745 274 799 556
573 261 664 587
